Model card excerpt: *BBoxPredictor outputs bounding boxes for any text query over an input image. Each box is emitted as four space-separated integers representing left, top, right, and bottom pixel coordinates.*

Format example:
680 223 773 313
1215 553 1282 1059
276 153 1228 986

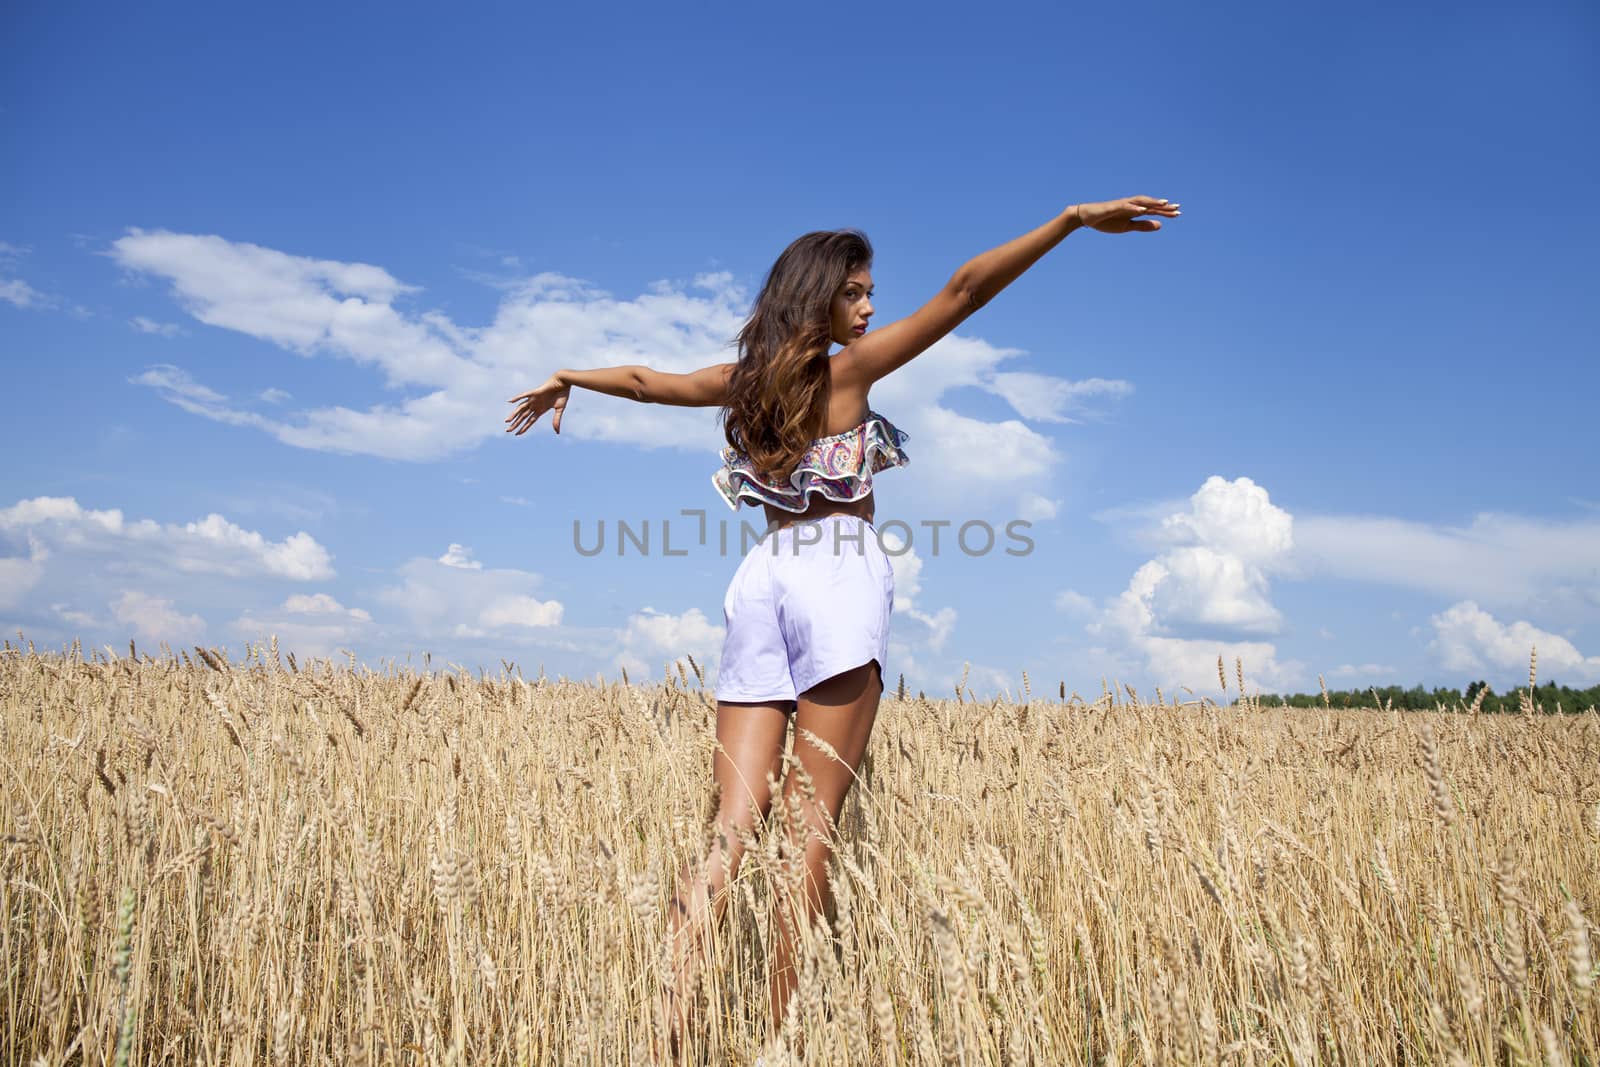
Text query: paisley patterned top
712 410 911 513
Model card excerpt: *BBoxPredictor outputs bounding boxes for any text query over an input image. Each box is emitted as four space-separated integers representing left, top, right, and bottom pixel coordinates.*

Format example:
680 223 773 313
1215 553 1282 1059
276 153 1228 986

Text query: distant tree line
1247 681 1599 713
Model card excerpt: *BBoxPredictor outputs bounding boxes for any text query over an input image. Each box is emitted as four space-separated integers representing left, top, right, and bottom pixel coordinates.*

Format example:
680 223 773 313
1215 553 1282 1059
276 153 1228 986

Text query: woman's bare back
759 366 875 531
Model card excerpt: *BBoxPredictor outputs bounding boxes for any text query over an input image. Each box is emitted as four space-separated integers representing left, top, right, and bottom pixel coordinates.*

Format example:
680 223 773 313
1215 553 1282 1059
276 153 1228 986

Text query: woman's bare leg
660 699 792 1051
768 660 883 1033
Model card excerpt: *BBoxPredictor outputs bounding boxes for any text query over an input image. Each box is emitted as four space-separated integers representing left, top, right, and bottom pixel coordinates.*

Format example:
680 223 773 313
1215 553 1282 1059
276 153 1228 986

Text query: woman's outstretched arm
835 195 1180 390
506 362 734 435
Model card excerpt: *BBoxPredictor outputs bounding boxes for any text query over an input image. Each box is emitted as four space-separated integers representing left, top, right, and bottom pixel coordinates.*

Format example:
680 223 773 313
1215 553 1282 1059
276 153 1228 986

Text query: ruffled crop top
712 409 910 513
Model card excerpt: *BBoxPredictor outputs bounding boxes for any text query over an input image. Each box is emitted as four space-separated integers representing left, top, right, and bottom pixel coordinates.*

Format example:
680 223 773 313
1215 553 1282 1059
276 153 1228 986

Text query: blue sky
3 1 1596 699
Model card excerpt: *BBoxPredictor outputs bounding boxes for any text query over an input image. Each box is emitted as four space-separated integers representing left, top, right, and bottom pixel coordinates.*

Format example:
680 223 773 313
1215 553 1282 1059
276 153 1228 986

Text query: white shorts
715 513 895 704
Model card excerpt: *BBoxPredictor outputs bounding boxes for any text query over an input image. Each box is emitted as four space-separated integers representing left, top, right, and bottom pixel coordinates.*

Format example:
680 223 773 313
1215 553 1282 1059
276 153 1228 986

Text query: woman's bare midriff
762 493 874 533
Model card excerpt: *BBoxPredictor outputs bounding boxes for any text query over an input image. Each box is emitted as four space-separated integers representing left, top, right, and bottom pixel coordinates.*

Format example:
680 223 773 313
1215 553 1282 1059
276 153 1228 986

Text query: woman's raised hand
1078 196 1181 234
505 373 571 436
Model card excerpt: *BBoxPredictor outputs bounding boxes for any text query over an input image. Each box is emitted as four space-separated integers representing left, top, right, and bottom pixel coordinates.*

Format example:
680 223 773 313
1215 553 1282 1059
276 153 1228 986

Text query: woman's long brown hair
720 229 873 484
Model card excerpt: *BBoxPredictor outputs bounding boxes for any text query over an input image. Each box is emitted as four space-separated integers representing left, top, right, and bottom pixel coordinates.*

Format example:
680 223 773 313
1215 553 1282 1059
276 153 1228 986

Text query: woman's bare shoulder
825 360 870 435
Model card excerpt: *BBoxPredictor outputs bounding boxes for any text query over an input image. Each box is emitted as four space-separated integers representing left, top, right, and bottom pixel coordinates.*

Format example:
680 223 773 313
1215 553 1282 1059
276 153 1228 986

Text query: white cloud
112 231 746 461
1054 589 1095 616
1137 636 1292 694
615 605 723 683
1074 484 1600 693
231 604 372 660
912 407 1056 485
982 373 1133 423
881 529 958 651
129 365 273 430
438 543 482 570
884 533 923 608
112 591 205 645
0 497 126 532
1161 476 1294 564
885 644 1016 702
0 496 614 669
912 606 959 651
0 495 332 581
0 537 48 611
1112 477 1293 639
1428 601 1600 683
1088 476 1302 692
375 552 569 650
622 605 723 656
259 388 291 404
51 603 102 629
112 229 421 335
128 366 216 402
181 514 332 580
111 230 1119 500
1018 493 1060 521
1297 512 1600 616
480 594 564 629
1 279 46 308
1329 663 1397 679
1145 547 1282 634
130 316 182 337
282 592 371 621
234 593 376 659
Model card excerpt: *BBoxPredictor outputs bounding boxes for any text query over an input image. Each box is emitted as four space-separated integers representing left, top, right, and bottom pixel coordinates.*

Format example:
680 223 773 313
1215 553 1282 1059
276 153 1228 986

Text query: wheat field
2 641 1596 1066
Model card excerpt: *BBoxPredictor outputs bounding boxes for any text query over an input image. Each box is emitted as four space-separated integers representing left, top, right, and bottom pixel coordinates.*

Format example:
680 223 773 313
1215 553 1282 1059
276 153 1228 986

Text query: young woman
504 195 1180 1055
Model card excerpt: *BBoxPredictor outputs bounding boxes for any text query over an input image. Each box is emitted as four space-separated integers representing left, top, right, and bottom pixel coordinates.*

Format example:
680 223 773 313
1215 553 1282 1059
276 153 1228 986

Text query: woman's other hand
506 374 571 435
1078 196 1181 233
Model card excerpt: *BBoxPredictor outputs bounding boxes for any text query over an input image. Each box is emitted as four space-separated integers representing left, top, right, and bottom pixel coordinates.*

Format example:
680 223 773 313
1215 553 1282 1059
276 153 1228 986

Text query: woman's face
829 269 875 347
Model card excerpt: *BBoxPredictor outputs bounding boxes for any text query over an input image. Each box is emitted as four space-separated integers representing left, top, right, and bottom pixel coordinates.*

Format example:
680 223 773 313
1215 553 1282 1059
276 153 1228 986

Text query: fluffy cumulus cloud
113 591 205 645
866 331 1131 503
232 593 374 659
374 547 565 645
1088 476 1302 692
616 606 724 682
3 493 651 676
1054 589 1095 616
1428 601 1600 684
111 230 1125 501
0 496 332 581
1072 480 1600 693
1128 476 1292 637
1142 548 1282 634
911 408 1057 485
0 536 48 611
0 497 127 534
180 515 332 580
1161 476 1294 563
438 543 482 570
0 494 337 651
480 595 565 629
